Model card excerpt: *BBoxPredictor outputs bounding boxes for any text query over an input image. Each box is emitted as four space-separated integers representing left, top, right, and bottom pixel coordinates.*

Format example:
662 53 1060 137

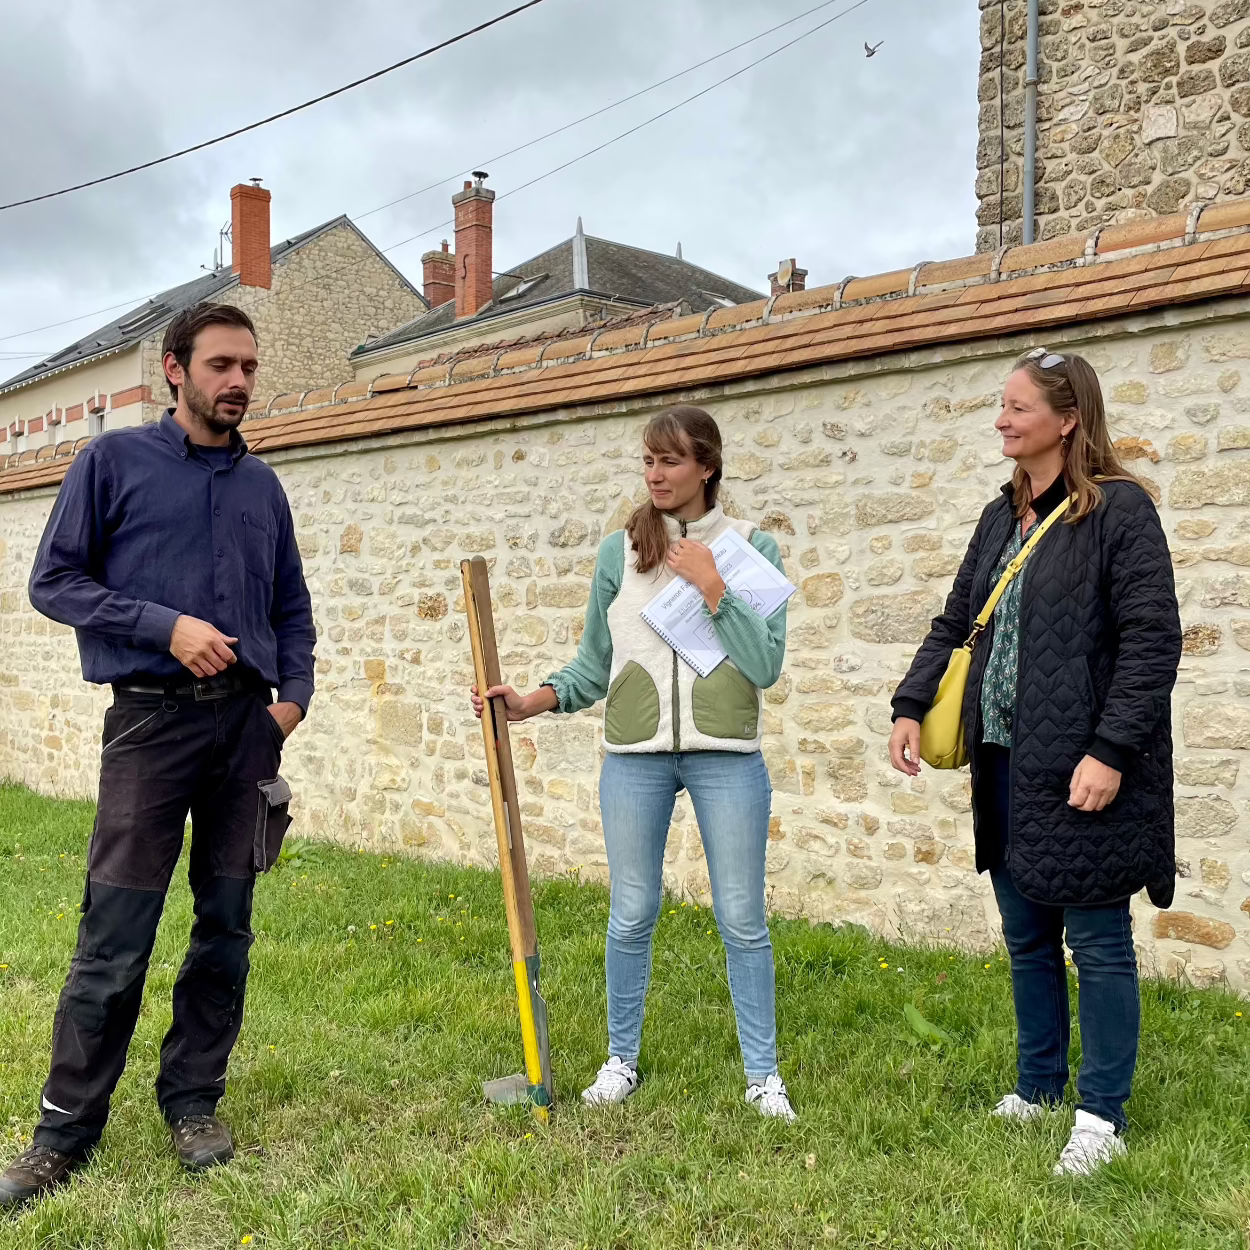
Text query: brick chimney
769 258 808 297
453 172 495 319
231 180 272 289
421 239 456 309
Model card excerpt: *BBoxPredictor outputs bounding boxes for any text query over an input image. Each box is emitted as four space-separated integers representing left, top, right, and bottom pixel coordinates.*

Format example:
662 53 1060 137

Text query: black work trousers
33 686 289 1156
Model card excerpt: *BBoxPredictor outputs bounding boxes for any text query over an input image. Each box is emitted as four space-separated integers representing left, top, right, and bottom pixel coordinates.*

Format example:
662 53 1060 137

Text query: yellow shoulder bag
918 497 1073 770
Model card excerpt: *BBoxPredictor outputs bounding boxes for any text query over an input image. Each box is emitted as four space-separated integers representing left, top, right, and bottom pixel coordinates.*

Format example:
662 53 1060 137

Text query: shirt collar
159 408 249 463
1031 472 1070 519
661 503 724 539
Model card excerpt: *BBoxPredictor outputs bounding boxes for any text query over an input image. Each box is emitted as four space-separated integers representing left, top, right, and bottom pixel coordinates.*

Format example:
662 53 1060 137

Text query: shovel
461 556 553 1120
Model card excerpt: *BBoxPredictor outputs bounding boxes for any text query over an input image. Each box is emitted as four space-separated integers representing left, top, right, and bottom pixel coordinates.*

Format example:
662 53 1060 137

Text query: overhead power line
0 0 550 214
366 0 877 261
0 0 878 352
353 0 862 223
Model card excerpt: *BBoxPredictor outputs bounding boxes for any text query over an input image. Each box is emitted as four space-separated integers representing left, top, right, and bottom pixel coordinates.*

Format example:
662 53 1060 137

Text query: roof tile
841 269 912 302
1197 200 1250 232
769 283 841 317
706 299 768 330
646 313 706 343
916 254 995 286
18 204 1250 495
1096 213 1187 252
999 234 1090 273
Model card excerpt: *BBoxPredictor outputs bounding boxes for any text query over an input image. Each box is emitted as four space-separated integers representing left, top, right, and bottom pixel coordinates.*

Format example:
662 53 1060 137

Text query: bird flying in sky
865 40 884 57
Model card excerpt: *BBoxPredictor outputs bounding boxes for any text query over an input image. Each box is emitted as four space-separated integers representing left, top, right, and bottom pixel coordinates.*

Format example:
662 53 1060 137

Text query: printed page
640 530 796 677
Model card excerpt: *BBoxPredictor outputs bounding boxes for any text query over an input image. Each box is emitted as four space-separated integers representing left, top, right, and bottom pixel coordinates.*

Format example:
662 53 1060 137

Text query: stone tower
976 0 1250 253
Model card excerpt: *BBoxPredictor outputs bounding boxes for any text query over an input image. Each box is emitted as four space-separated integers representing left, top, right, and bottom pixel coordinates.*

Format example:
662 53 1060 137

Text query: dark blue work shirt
28 410 316 712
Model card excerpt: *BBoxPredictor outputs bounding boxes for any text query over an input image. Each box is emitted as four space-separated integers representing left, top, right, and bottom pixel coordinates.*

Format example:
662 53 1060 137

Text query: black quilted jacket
892 477 1181 908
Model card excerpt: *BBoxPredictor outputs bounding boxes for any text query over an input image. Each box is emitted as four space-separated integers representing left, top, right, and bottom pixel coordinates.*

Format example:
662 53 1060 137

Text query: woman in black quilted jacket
888 348 1181 1177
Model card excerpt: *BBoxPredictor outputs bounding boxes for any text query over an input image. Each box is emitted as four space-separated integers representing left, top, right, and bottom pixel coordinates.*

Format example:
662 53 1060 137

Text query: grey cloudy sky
0 0 977 371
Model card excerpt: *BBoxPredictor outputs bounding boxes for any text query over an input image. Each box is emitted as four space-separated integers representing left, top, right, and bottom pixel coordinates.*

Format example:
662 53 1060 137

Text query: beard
182 375 249 435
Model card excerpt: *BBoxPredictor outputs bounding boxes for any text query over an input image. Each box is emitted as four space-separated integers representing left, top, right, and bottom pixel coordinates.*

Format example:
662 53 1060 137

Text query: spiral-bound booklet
639 529 795 677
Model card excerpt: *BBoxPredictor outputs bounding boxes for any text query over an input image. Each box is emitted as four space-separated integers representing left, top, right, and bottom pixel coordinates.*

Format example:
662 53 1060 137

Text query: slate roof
2 217 416 394
10 199 1250 492
354 230 763 357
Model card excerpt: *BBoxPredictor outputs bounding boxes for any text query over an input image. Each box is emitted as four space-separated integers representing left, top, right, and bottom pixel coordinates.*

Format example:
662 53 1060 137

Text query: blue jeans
598 751 777 1079
981 745 1140 1133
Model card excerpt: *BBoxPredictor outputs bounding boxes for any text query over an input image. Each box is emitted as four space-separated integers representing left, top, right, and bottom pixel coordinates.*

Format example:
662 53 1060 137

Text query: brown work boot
169 1114 234 1172
0 1144 83 1209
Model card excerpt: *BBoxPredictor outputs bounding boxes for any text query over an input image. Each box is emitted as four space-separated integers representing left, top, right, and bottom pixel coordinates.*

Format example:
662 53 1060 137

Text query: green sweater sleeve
703 529 789 690
545 532 623 713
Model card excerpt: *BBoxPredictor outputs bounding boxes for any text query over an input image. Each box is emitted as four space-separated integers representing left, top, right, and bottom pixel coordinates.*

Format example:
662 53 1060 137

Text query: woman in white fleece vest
471 406 795 1120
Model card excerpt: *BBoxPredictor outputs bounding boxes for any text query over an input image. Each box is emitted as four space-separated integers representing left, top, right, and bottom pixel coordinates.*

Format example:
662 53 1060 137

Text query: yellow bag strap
966 495 1074 647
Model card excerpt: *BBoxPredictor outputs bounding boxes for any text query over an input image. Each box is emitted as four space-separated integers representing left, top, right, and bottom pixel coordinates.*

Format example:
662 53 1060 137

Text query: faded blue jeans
598 750 777 1079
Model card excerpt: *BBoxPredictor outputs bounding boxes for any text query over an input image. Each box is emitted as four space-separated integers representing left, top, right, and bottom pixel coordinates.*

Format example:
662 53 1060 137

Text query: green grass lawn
1 783 1248 1249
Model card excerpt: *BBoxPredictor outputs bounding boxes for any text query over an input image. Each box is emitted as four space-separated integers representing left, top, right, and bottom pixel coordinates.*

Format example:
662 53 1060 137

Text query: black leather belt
113 672 268 702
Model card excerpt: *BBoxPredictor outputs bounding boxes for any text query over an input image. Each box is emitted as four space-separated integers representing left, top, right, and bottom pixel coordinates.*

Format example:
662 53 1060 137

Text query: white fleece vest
603 505 762 754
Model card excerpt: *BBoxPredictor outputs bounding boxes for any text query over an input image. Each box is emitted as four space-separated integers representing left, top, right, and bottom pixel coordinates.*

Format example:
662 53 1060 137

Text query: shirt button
214 507 221 516
216 548 224 557
217 593 225 601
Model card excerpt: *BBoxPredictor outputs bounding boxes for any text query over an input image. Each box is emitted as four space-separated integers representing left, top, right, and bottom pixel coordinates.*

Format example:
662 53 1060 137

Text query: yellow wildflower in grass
385 920 394 926
984 964 991 970
1237 1012 1244 1018
370 924 377 931
242 1238 253 1246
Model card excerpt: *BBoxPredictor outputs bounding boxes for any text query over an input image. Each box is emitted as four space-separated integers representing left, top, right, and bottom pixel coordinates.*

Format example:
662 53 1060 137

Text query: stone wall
138 222 426 411
5 299 1250 990
977 0 1250 252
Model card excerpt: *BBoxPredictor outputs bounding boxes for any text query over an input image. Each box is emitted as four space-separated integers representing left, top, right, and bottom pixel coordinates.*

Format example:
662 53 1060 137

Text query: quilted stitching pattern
894 481 1181 908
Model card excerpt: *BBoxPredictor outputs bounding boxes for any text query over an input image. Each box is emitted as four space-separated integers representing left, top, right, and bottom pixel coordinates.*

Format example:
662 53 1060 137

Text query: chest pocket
241 510 276 582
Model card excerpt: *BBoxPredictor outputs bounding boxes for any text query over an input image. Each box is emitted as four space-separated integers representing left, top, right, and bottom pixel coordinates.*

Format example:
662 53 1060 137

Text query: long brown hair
626 406 723 574
1010 349 1134 522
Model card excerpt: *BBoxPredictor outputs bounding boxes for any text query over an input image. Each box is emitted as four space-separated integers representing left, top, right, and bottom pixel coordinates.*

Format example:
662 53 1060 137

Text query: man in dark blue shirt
1 303 316 1207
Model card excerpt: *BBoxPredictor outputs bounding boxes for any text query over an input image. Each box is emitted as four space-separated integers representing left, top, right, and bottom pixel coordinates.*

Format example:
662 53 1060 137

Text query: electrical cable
353 0 861 223
0 0 549 213
0 0 879 357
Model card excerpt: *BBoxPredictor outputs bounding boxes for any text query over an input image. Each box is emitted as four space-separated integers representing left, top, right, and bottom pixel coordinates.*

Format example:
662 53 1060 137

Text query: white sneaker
1053 1109 1126 1176
745 1074 797 1122
581 1057 639 1106
991 1092 1051 1122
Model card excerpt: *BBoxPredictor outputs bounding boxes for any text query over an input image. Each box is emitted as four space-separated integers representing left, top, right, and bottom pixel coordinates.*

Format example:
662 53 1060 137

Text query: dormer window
499 274 547 302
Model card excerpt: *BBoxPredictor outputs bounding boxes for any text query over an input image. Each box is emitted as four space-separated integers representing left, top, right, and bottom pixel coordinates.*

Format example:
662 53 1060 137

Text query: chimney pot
230 182 272 289
452 175 496 319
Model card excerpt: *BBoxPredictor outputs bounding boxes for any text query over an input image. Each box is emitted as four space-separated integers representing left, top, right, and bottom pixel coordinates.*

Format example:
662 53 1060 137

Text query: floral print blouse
979 516 1038 749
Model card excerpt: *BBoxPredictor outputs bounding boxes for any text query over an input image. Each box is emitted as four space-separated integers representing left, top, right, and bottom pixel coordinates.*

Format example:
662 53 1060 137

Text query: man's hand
170 615 238 677
889 717 922 777
268 701 302 740
666 538 725 610
1068 755 1121 812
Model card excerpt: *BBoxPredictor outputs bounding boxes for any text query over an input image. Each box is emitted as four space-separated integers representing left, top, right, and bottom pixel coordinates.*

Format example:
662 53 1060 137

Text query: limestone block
376 700 423 747
854 493 936 528
1175 794 1240 838
1171 463 1250 507
1152 910 1236 948
1183 699 1250 747
802 573 844 607
849 591 944 644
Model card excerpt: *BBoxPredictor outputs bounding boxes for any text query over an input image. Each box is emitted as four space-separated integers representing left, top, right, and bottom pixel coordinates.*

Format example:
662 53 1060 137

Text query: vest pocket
604 660 661 746
692 664 759 740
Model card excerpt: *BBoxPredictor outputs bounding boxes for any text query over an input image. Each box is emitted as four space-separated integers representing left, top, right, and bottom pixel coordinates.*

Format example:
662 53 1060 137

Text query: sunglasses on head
1024 347 1066 369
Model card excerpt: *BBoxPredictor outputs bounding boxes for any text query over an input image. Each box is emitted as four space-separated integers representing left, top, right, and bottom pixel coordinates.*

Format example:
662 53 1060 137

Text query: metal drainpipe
1023 0 1039 244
